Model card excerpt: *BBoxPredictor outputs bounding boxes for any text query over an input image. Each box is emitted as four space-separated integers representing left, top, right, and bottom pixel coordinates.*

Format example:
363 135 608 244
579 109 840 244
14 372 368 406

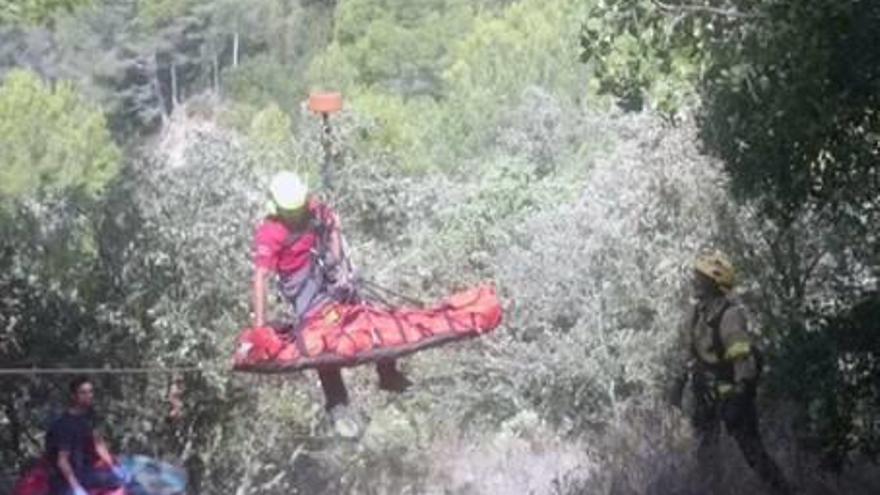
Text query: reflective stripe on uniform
724 341 751 361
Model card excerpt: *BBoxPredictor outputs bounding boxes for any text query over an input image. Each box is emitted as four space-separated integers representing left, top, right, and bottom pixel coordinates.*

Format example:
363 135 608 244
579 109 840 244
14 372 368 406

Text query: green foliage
0 0 91 25
485 114 729 431
246 102 297 171
0 191 136 469
0 69 120 201
345 90 441 171
580 1 879 213
96 127 301 492
493 86 586 176
701 3 879 466
309 0 590 169
446 0 585 102
769 297 880 470
321 0 472 95
137 0 201 26
440 0 587 158
249 102 292 147
40 0 329 138
579 0 705 113
224 55 299 114
579 0 880 468
47 1 163 135
699 1 880 217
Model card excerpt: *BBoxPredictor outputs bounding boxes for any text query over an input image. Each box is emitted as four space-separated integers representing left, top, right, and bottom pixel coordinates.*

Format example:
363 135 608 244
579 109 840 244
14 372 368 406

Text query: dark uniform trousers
692 376 791 495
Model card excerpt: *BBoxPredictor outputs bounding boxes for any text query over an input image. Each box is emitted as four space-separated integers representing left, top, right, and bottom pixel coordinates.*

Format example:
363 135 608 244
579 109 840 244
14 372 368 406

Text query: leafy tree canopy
0 69 120 201
0 0 91 26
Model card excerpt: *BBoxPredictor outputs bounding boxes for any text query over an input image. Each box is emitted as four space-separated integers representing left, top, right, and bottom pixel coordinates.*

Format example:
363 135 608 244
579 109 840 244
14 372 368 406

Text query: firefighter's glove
720 383 751 428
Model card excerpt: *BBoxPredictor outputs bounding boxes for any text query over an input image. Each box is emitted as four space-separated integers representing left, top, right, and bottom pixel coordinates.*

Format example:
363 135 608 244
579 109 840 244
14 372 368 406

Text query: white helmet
269 171 308 210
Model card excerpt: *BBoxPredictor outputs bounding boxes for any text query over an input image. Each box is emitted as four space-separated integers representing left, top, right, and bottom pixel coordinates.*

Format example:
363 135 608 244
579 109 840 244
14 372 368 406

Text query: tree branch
652 0 763 20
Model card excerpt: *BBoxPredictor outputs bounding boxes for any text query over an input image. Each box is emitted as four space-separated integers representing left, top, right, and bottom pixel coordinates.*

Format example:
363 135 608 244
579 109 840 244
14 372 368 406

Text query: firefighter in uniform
671 250 791 494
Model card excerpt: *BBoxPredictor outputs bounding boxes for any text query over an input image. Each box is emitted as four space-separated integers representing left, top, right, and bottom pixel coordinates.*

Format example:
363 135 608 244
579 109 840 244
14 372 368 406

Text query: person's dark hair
69 376 91 395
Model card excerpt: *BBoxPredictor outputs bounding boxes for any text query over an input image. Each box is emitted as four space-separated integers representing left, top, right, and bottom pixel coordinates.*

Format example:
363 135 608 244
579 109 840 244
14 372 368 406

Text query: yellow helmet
694 250 735 291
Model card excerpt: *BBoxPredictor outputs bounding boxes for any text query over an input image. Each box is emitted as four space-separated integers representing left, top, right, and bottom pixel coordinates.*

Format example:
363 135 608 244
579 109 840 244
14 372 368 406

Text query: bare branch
652 0 763 20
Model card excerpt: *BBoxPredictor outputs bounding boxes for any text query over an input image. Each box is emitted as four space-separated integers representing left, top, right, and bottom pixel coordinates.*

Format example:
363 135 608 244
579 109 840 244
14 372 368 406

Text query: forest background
1 0 878 493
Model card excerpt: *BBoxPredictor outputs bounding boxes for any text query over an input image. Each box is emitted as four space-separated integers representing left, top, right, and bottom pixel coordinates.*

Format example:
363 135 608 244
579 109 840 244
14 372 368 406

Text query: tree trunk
233 32 240 67
213 54 220 94
171 63 179 108
153 52 169 121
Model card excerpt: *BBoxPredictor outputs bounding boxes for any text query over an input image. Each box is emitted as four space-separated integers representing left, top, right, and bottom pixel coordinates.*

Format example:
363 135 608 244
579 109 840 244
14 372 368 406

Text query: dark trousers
317 359 406 410
692 378 791 495
51 466 122 495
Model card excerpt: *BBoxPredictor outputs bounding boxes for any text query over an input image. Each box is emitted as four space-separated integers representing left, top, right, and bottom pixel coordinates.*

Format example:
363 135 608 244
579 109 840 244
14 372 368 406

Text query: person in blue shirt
45 377 127 495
